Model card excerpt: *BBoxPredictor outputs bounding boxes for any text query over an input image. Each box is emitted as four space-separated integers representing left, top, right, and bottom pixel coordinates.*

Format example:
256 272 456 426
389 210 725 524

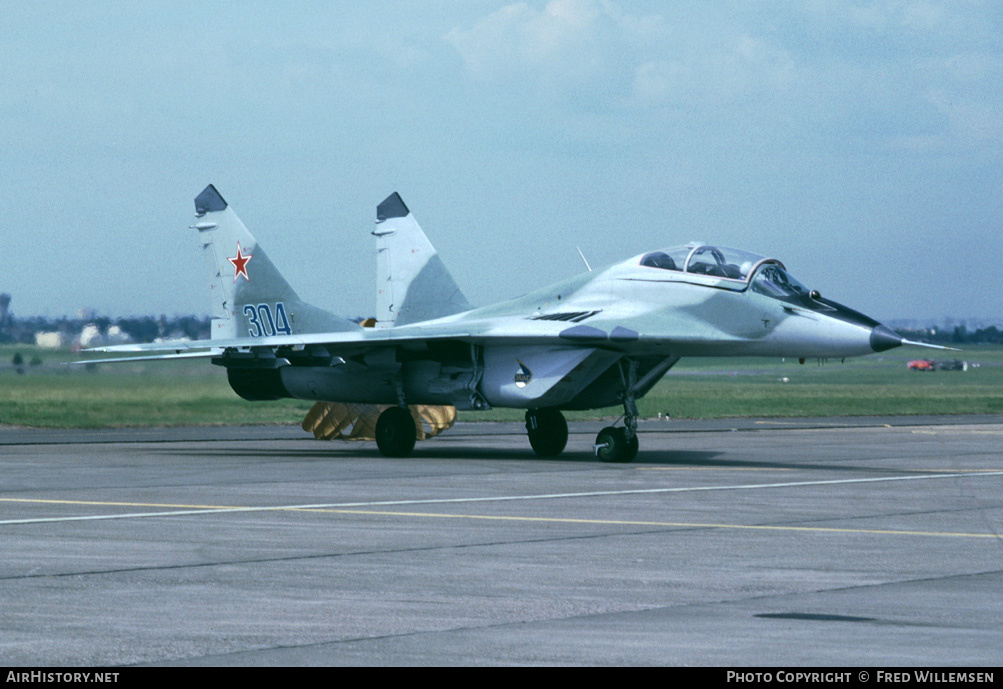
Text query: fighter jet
87 185 948 462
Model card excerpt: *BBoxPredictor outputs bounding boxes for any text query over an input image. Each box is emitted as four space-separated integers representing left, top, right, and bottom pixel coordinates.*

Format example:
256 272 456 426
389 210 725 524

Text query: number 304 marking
244 302 292 337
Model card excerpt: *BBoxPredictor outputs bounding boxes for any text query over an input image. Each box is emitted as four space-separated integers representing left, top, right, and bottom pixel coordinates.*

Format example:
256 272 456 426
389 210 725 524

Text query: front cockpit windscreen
750 264 810 303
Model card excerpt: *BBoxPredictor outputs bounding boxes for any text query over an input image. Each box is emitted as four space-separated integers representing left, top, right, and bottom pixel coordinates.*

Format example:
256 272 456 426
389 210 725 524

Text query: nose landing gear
594 426 638 463
594 358 640 463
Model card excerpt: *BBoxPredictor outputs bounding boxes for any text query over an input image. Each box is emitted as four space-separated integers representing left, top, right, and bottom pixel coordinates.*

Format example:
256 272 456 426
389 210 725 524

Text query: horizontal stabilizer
70 350 223 365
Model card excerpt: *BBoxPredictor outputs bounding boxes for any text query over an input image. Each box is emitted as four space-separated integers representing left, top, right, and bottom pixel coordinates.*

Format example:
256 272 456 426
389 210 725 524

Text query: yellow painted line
2 494 1001 539
639 467 1002 473
299 508 1000 540
747 422 1003 436
5 470 1003 523
908 469 1003 473
0 497 239 510
639 467 790 471
912 429 1003 435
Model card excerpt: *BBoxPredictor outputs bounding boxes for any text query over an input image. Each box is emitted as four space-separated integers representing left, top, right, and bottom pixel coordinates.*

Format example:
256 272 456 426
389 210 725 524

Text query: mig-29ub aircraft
86 184 949 463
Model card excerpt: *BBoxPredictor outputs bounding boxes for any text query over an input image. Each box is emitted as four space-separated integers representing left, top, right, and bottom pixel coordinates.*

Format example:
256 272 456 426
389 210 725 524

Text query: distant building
0 293 12 337
106 325 132 344
35 331 70 349
78 324 104 348
77 323 134 349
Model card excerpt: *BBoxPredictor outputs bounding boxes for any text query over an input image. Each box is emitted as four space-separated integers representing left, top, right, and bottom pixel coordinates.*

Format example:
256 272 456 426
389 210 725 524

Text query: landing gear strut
525 408 568 457
595 358 640 463
375 406 417 458
595 426 638 463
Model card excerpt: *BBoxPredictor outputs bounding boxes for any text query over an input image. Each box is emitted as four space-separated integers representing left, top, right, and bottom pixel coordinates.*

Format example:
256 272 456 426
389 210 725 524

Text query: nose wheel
594 426 639 463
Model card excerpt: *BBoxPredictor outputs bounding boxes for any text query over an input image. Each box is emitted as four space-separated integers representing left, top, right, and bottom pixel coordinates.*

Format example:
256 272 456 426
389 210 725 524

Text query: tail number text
244 303 292 337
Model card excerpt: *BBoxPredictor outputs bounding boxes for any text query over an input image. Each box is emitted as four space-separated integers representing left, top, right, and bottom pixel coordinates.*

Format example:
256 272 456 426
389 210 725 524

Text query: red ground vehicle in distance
908 359 935 371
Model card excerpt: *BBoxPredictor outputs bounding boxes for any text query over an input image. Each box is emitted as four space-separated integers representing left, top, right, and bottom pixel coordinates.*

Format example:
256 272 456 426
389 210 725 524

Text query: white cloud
447 1 805 113
805 0 980 40
920 51 1003 146
445 0 664 101
631 34 795 108
926 87 1003 145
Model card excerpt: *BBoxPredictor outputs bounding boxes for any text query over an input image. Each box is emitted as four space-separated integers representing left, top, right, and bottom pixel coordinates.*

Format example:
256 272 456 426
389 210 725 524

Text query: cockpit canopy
639 243 813 304
640 244 771 281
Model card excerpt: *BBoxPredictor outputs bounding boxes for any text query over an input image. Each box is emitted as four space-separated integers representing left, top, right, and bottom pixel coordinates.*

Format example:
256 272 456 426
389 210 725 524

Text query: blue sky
2 1 1000 322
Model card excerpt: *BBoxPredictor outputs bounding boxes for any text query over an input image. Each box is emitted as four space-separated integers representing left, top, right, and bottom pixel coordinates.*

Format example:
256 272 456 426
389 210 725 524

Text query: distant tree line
0 313 211 345
898 325 1003 345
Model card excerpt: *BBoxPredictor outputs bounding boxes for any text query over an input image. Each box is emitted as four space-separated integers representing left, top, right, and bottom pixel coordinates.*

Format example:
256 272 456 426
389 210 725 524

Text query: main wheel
622 432 639 463
595 426 638 463
375 406 417 458
525 408 568 457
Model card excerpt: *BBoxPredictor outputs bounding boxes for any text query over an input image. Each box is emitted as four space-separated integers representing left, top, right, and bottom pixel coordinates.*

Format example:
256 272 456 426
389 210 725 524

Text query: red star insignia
227 242 252 282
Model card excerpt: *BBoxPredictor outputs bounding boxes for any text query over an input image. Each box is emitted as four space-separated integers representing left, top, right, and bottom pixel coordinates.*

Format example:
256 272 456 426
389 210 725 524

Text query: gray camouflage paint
95 187 911 413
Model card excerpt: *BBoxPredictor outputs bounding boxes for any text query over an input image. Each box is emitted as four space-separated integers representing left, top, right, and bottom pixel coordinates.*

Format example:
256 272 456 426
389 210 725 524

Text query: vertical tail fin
192 185 357 339
373 192 472 327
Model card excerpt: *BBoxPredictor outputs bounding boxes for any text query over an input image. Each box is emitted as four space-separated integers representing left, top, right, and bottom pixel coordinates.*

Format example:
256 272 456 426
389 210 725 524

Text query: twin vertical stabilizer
191 185 470 337
193 184 358 339
373 192 472 327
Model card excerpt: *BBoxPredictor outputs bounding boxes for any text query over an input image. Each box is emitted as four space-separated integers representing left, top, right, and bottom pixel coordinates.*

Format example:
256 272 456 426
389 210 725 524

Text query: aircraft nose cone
870 324 904 352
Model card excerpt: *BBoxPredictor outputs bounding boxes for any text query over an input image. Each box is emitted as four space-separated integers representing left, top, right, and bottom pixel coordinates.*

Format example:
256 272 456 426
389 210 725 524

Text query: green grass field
1 344 1000 428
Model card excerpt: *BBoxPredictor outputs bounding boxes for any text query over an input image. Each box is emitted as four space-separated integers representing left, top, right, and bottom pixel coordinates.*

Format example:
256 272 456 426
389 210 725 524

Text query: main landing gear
525 408 568 457
375 406 417 458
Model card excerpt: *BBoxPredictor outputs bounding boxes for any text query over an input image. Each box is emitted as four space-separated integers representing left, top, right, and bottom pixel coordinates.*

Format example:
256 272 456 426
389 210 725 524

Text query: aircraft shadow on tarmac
391 449 882 471
153 443 872 471
155 445 721 464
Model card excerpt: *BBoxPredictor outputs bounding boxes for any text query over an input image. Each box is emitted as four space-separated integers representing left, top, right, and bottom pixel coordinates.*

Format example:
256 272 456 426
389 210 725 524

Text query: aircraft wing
81 318 637 360
84 327 470 356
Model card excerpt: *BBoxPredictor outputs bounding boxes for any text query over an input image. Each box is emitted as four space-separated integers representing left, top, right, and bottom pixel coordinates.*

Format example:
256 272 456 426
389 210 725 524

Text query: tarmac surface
2 416 1002 666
